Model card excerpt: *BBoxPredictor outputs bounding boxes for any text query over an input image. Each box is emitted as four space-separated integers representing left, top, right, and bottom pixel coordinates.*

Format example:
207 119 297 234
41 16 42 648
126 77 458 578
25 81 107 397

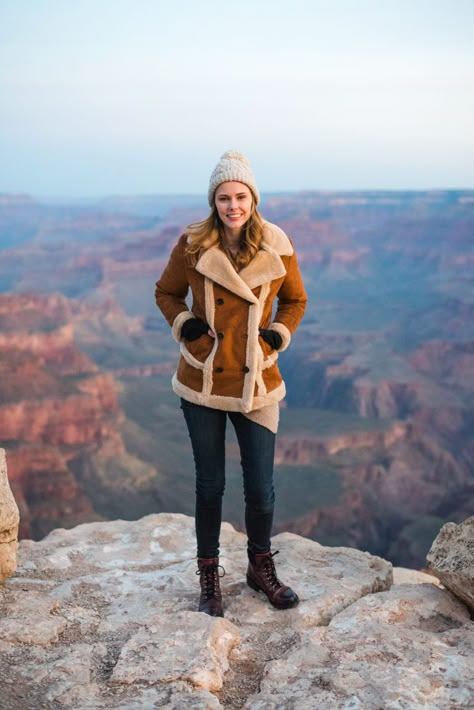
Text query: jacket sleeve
268 245 307 352
154 235 195 343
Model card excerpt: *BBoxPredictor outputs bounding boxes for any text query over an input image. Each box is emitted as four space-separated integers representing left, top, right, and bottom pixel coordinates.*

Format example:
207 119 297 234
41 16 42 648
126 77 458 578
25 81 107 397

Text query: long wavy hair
186 199 265 269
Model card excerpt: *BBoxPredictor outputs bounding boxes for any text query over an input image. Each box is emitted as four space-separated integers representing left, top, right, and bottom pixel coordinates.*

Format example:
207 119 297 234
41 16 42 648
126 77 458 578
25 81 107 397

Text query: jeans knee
196 482 225 503
245 488 275 513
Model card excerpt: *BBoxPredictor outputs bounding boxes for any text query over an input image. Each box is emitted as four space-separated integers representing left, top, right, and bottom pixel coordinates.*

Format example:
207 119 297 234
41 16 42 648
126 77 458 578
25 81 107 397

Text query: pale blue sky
1 0 473 197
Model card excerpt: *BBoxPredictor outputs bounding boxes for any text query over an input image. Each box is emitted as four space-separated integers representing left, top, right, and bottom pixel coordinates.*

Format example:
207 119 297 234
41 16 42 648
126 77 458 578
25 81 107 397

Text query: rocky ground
0 513 473 709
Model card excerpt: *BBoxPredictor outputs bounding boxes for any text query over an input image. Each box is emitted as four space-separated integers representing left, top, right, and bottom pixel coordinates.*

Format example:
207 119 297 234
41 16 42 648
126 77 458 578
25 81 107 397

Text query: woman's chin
224 218 245 232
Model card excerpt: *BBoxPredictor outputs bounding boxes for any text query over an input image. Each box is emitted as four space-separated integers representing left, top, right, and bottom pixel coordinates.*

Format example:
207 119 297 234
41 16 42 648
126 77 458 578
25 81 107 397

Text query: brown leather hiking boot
196 557 225 617
247 550 299 609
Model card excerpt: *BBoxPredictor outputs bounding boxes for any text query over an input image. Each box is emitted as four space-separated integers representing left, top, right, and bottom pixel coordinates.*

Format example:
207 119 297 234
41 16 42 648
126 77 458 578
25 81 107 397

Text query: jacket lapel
195 247 259 304
239 246 287 289
193 220 293 302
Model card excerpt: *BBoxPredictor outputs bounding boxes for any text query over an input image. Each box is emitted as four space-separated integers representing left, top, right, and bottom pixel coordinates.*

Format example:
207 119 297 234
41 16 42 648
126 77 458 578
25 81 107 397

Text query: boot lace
261 551 283 591
196 563 225 599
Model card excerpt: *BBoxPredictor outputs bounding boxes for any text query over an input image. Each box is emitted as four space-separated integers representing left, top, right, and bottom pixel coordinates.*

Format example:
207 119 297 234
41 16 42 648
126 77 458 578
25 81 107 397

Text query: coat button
215 366 224 373
242 366 250 373
217 332 224 340
216 298 224 305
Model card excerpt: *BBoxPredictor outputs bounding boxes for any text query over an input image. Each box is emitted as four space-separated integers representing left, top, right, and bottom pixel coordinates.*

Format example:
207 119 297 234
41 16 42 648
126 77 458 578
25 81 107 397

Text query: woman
155 151 307 617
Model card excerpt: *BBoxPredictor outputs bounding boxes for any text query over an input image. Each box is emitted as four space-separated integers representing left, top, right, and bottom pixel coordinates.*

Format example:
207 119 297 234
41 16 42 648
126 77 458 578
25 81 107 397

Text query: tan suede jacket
155 221 307 413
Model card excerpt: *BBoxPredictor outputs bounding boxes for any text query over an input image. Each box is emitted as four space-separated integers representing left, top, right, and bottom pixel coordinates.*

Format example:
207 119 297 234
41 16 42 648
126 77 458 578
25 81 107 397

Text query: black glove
181 318 209 342
259 327 283 350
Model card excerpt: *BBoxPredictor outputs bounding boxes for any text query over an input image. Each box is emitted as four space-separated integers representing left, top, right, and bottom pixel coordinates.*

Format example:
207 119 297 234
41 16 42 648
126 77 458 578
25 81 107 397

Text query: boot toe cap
276 587 299 608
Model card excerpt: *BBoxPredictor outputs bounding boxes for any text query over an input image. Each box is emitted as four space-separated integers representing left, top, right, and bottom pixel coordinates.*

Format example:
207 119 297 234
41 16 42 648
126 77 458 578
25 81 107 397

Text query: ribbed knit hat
208 150 260 206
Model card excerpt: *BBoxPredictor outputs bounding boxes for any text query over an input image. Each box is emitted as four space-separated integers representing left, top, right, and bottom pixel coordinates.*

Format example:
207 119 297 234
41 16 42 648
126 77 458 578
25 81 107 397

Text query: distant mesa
0 193 35 205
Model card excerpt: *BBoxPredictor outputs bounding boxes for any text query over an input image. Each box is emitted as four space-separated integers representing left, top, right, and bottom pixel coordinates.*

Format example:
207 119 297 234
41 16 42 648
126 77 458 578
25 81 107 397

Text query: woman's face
214 181 253 235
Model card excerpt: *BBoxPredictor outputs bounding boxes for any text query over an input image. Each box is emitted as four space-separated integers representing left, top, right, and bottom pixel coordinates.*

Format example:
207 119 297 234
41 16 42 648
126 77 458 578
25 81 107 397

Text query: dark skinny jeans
180 398 276 559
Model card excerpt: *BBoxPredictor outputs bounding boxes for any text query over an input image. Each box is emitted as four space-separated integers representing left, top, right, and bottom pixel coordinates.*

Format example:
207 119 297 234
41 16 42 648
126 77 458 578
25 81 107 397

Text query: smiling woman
154 150 307 618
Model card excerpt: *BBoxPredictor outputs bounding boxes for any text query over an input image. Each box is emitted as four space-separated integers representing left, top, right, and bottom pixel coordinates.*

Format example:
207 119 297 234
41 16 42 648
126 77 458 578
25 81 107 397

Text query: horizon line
2 186 474 204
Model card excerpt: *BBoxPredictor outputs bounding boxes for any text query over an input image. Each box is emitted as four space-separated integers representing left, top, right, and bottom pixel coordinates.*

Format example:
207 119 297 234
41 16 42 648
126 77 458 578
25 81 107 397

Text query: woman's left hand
259 328 282 350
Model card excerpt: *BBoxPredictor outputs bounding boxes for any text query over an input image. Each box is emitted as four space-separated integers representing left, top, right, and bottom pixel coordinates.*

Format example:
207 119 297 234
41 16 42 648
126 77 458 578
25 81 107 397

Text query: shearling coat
154 221 307 414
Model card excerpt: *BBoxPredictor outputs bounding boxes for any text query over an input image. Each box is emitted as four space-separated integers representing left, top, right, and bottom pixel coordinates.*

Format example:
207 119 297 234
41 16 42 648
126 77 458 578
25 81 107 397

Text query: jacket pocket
180 334 214 369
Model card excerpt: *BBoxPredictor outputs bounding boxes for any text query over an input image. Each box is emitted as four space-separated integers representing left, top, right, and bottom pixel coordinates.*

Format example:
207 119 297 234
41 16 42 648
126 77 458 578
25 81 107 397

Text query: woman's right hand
181 318 210 342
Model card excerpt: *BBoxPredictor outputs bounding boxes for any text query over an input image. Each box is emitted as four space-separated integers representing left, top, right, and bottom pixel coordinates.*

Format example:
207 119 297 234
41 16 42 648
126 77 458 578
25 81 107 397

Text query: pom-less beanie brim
208 150 260 206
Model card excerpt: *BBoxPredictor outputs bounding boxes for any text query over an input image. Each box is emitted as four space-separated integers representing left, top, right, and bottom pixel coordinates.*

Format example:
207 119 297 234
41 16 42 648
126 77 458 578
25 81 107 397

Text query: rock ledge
0 513 472 709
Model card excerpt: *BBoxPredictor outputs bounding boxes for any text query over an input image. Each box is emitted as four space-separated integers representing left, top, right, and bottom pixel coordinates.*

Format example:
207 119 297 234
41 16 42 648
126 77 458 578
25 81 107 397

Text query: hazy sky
1 0 473 197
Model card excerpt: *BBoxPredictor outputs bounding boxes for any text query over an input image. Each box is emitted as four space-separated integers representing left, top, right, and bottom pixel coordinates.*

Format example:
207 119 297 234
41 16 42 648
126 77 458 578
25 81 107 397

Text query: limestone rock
427 516 474 613
0 513 472 708
0 591 66 645
246 584 474 709
112 612 239 692
392 566 442 586
0 448 19 582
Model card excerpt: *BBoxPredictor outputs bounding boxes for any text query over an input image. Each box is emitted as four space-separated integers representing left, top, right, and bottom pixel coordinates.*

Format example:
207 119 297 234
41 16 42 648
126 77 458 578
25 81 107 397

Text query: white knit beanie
208 150 260 206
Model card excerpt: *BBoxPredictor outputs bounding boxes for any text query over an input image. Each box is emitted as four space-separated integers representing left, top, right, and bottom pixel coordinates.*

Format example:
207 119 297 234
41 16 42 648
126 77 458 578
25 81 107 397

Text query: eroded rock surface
245 584 474 710
0 512 472 709
0 448 19 582
392 566 442 586
427 516 474 613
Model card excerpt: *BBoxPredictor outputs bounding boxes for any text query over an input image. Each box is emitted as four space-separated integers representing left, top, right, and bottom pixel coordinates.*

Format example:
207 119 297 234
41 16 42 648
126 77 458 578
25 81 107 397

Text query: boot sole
246 575 299 609
199 607 224 617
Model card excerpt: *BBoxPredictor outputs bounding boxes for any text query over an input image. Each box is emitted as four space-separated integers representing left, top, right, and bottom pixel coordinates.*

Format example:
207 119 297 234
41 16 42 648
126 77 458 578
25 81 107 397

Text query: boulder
0 448 19 582
427 516 474 613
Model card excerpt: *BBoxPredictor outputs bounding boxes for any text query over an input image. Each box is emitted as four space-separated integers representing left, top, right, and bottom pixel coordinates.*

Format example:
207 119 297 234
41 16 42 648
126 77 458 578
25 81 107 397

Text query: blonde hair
186 202 265 269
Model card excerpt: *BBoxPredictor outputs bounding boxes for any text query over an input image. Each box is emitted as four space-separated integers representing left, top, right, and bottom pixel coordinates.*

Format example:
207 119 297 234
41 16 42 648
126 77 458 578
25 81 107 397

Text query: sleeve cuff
268 322 292 352
171 311 195 343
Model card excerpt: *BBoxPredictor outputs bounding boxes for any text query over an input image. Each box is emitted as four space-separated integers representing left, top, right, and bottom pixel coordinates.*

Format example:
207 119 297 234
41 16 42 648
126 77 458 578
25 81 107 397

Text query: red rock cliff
0 294 135 539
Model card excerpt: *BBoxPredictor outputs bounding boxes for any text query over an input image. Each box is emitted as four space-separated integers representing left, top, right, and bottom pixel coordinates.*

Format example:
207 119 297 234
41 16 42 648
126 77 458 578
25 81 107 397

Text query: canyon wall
0 293 161 539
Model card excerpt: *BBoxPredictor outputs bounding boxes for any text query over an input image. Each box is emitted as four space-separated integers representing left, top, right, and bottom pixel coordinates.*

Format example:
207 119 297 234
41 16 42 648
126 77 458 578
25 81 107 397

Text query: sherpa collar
191 221 293 303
